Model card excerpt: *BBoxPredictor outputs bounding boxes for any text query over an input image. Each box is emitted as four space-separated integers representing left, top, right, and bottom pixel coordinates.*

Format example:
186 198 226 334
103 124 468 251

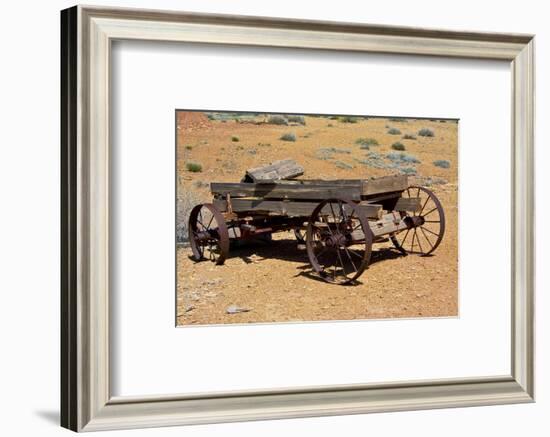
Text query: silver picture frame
61 5 535 432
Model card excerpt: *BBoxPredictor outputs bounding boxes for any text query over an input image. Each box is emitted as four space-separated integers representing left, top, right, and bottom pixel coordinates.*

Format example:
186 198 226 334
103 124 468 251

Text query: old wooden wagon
188 160 445 284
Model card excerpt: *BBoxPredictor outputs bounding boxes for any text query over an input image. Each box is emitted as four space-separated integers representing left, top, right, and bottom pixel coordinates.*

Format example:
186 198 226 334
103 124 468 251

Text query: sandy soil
176 113 458 325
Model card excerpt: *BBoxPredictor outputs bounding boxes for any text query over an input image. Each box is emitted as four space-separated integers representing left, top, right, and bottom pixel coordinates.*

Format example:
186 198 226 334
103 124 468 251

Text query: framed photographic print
61 5 535 432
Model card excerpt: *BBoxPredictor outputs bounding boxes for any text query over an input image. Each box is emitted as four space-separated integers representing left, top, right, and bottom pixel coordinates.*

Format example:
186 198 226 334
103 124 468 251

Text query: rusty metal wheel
306 199 373 285
188 203 229 265
392 186 445 256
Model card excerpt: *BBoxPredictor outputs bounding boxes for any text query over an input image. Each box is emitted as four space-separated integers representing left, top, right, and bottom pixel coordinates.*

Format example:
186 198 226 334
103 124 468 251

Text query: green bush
280 133 296 142
433 159 450 169
186 162 202 172
391 142 406 151
402 134 416 140
418 128 435 137
387 127 401 135
267 115 288 125
231 136 239 142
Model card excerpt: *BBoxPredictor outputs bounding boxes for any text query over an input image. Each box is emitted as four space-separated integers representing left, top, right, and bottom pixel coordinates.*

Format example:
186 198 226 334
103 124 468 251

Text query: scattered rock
226 305 252 314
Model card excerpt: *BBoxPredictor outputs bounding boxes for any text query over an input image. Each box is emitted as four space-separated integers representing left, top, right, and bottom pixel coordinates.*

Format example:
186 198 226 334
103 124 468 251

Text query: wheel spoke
422 226 440 237
335 247 347 276
347 247 363 259
420 226 434 249
415 229 424 253
343 247 358 272
419 196 430 215
329 202 338 223
206 213 215 230
400 228 411 248
423 207 438 217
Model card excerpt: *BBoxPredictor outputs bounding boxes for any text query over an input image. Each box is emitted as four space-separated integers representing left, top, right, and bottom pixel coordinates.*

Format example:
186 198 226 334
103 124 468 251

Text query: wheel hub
323 232 347 248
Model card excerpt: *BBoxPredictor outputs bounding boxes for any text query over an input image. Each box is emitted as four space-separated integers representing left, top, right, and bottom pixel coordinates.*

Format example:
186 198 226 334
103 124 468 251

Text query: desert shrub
316 147 350 160
286 115 306 125
354 152 389 169
403 134 416 140
433 159 451 169
335 161 354 170
327 123 333 127
387 127 401 135
338 116 359 123
231 136 239 142
386 152 420 164
329 147 351 154
355 137 379 148
267 114 288 125
389 118 408 122
439 120 447 123
400 167 417 175
186 162 202 172
418 128 435 137
316 149 333 160
391 142 406 151
328 115 339 120
415 176 448 187
184 145 193 150
280 132 296 142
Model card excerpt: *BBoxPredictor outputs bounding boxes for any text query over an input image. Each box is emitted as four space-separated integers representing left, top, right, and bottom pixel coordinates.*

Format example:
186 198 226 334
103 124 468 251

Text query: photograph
176 111 458 325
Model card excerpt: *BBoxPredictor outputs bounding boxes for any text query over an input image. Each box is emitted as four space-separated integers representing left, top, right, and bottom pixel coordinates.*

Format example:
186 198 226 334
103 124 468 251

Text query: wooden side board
361 175 409 196
211 175 409 200
213 198 382 219
211 182 362 201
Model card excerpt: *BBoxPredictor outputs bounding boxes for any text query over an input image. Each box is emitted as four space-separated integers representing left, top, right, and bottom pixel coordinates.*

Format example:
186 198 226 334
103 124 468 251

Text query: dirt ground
176 112 458 325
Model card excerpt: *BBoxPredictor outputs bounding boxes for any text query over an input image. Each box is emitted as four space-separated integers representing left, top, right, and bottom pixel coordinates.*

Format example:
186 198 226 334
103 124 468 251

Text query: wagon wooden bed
188 163 445 285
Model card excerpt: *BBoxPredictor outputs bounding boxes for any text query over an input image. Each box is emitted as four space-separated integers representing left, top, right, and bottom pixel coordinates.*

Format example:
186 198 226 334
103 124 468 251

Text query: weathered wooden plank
245 159 304 182
211 182 361 200
276 179 363 187
368 212 408 237
394 197 421 212
213 198 382 219
361 175 409 196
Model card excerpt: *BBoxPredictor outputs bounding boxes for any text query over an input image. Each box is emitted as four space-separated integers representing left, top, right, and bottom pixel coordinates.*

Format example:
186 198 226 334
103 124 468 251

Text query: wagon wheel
306 199 373 285
391 186 445 256
188 203 229 265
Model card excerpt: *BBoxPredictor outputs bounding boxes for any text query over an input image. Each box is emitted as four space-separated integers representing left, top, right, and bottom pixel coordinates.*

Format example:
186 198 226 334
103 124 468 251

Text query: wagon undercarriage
188 161 445 285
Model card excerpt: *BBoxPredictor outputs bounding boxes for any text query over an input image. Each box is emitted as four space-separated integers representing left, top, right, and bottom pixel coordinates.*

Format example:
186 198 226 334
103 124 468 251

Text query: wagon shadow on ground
223 236 408 285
